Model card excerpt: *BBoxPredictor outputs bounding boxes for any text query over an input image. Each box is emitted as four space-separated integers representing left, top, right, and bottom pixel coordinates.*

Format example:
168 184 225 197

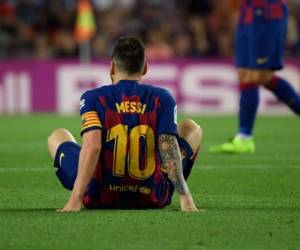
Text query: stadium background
1 1 300 250
1 0 300 115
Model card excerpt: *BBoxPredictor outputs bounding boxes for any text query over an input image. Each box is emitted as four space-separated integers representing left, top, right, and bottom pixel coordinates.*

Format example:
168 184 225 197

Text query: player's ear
110 61 115 75
110 61 116 84
142 60 148 76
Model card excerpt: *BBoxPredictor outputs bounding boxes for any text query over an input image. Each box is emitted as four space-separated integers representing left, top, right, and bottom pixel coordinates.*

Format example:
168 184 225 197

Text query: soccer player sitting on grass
209 0 300 154
47 36 202 212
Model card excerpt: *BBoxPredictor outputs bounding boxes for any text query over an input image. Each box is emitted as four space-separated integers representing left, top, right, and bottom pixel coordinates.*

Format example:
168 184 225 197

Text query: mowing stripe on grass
0 142 45 149
0 164 300 173
0 167 52 172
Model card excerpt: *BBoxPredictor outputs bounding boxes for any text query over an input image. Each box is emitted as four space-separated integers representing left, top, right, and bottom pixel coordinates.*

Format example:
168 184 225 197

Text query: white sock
236 133 252 140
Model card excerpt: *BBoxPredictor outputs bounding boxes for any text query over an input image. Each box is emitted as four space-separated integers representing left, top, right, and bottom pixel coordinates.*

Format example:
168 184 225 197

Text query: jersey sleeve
157 89 178 136
80 90 102 136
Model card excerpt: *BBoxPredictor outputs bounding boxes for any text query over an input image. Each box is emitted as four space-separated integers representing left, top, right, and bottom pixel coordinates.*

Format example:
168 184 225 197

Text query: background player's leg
237 69 275 137
264 76 300 115
208 21 259 154
238 69 260 137
48 128 77 159
209 69 265 154
261 13 300 114
177 119 203 180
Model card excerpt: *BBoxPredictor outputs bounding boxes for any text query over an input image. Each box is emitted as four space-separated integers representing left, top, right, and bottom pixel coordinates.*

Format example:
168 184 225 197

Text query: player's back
80 80 177 208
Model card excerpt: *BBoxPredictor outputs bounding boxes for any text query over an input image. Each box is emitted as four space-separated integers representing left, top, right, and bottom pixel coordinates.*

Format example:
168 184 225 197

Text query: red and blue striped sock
238 83 259 136
265 76 300 115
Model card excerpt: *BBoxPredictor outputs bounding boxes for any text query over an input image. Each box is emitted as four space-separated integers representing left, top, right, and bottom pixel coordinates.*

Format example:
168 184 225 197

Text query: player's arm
59 129 101 212
158 134 198 212
58 90 103 212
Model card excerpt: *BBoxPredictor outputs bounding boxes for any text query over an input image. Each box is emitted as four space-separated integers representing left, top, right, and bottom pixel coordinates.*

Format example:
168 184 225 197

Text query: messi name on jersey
115 101 147 114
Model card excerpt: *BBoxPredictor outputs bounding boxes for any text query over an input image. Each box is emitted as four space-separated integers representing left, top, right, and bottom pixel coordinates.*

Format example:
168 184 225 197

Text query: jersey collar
117 79 139 85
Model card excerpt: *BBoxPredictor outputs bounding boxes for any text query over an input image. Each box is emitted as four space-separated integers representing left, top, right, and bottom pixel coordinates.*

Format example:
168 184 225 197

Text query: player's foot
209 136 255 154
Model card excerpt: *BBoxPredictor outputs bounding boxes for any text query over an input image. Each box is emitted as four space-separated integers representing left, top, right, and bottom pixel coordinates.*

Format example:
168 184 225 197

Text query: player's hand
57 197 82 213
180 194 199 212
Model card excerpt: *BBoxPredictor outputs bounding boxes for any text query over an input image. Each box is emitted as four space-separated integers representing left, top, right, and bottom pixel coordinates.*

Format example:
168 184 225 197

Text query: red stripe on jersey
267 3 284 19
139 96 159 130
244 7 253 23
253 0 265 7
121 94 141 103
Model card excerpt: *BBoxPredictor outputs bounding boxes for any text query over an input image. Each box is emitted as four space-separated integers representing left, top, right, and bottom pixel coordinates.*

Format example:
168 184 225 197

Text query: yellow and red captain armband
81 111 102 132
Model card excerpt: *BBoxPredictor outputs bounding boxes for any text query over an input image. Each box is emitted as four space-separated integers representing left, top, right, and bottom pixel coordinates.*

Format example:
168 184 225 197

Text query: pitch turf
0 114 299 250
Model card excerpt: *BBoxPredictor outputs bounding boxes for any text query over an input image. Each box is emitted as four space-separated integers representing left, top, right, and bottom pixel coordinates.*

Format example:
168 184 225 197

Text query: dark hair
111 36 145 75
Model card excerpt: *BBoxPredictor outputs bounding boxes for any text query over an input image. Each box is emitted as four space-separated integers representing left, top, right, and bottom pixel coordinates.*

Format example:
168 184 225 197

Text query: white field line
199 165 300 170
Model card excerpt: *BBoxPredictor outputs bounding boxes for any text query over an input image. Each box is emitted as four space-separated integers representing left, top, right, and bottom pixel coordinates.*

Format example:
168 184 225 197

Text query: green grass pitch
0 114 299 250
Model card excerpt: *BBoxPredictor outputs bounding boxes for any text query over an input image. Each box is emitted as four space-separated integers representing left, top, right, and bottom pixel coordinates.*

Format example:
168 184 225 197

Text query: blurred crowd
0 0 300 60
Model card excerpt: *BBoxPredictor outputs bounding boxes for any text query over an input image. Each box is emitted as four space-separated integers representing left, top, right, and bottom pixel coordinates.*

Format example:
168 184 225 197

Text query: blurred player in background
210 0 300 154
47 37 202 212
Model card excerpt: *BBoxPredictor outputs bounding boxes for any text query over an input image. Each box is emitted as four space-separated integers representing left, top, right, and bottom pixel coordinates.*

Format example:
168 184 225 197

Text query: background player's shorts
235 15 288 70
53 137 195 202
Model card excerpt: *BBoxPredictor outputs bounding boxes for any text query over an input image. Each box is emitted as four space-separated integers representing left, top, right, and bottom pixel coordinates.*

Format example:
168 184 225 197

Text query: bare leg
47 128 77 160
177 119 203 158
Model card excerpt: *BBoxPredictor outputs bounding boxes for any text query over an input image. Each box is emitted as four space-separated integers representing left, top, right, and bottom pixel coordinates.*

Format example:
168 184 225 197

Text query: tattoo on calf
158 134 189 195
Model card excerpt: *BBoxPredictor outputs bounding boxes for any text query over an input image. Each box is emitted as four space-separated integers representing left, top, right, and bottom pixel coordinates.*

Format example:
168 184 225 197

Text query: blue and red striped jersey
239 0 288 24
79 80 177 208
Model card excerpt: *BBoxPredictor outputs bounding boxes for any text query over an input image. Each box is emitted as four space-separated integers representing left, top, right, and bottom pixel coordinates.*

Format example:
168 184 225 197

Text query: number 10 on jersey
106 124 156 180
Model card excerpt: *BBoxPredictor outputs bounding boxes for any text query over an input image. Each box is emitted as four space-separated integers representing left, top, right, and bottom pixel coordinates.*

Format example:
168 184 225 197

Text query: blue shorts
235 16 288 70
54 142 80 190
53 138 195 191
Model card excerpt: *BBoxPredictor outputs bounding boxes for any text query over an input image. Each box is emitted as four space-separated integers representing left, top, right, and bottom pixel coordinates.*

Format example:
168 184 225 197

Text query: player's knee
178 119 203 148
250 70 274 85
48 128 68 145
180 118 202 132
47 128 62 153
47 128 75 156
237 69 250 83
191 121 203 143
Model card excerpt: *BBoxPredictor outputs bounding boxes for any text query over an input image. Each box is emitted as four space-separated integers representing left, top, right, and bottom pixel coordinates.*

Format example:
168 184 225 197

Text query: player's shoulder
142 83 174 100
80 85 111 100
